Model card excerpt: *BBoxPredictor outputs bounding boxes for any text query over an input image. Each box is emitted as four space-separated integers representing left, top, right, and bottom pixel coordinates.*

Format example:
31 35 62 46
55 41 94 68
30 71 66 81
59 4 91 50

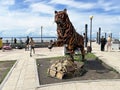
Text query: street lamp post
89 15 93 52
97 32 98 43
41 26 43 43
98 27 101 44
110 33 112 39
105 33 107 39
85 24 88 47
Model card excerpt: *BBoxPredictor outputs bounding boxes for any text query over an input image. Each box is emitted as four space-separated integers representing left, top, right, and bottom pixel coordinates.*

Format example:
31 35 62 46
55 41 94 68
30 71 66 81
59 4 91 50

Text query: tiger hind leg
69 53 74 62
80 46 85 62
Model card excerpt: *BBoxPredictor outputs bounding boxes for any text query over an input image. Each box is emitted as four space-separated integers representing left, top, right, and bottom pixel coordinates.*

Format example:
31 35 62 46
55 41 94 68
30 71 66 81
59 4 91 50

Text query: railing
2 37 57 48
112 41 120 50
2 37 57 43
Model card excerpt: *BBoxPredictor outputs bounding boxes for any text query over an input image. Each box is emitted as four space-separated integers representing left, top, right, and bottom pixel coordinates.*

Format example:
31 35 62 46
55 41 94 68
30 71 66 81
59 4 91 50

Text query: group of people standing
83 33 112 52
25 36 35 57
100 36 112 51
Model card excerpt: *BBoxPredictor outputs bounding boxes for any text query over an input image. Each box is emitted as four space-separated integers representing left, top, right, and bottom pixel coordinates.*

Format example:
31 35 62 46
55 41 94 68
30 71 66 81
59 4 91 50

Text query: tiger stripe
50 9 85 61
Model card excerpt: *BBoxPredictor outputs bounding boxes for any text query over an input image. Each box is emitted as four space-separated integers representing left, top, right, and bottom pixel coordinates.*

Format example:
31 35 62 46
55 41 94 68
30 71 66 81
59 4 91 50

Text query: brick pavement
0 43 120 90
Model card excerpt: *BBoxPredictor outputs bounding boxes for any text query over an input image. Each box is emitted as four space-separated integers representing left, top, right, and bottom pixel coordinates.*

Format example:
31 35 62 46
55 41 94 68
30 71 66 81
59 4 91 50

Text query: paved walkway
0 42 120 90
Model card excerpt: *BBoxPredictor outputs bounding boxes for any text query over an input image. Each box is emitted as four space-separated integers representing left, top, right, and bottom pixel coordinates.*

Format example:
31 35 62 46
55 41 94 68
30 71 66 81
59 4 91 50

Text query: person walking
0 37 3 50
83 33 86 47
25 36 29 51
29 37 35 57
48 40 53 51
14 38 17 44
83 33 88 48
100 36 106 51
107 35 112 51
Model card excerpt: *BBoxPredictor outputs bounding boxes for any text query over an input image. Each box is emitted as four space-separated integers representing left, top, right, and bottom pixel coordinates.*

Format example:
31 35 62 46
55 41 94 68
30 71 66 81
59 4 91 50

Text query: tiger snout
55 20 63 25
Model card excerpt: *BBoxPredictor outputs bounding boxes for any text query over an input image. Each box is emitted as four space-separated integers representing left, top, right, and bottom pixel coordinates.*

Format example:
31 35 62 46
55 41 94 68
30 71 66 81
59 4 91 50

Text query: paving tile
2 86 15 90
62 83 76 90
15 87 35 90
15 87 23 90
48 85 62 90
91 85 105 90
24 74 36 79
97 81 120 86
15 80 24 88
4 80 18 86
1 44 120 90
22 79 36 89
37 87 49 90
103 86 119 90
75 83 91 90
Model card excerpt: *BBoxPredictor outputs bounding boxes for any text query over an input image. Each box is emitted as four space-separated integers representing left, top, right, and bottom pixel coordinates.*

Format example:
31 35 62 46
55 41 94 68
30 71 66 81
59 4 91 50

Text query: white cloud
0 30 4 35
0 0 119 38
0 0 14 6
0 6 119 37
66 9 120 37
0 11 54 29
50 0 120 13
0 0 57 37
97 0 120 12
50 0 95 10
30 2 55 14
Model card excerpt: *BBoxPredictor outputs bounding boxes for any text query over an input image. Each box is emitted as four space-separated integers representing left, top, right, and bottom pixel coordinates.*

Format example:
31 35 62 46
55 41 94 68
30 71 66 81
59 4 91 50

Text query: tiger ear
55 11 57 14
64 8 67 12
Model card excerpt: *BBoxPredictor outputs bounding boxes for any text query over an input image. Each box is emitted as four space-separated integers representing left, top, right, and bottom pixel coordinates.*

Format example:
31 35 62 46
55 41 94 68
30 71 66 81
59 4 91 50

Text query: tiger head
54 9 68 26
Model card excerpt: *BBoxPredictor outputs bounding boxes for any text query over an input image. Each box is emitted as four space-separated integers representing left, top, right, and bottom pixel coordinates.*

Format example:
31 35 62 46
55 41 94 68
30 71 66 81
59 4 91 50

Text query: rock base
47 59 86 79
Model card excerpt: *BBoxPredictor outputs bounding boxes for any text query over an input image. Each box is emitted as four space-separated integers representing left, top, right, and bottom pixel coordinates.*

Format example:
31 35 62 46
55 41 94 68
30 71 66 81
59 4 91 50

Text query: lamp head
90 15 93 19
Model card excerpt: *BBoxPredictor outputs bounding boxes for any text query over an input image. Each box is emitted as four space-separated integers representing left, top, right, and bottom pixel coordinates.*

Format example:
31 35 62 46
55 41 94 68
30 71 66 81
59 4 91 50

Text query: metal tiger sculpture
49 9 85 62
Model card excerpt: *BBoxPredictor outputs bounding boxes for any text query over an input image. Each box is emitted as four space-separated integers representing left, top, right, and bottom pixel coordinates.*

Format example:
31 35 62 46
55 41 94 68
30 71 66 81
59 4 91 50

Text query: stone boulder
47 59 85 79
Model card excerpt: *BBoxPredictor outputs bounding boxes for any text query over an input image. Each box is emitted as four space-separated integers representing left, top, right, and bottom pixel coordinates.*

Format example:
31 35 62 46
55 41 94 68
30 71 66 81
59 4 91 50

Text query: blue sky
0 0 120 38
